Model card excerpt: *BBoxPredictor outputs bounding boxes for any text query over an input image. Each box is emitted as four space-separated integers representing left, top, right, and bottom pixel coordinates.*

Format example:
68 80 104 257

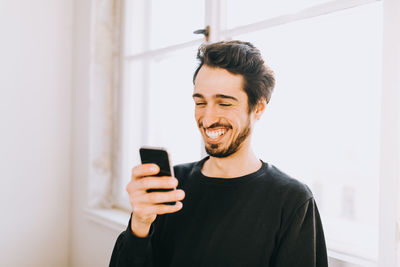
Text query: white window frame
86 0 400 265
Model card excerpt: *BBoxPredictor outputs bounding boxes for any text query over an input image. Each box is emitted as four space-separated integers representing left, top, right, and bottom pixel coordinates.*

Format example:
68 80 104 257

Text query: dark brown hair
193 40 275 112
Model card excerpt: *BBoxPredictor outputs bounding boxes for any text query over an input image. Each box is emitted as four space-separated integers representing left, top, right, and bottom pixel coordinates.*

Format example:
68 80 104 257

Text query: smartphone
139 146 176 205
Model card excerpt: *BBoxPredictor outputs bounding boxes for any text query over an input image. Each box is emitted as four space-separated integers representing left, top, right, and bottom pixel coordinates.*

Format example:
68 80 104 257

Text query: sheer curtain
88 0 122 208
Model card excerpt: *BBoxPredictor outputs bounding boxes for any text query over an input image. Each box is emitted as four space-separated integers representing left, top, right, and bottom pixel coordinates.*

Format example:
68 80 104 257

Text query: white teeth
205 129 226 139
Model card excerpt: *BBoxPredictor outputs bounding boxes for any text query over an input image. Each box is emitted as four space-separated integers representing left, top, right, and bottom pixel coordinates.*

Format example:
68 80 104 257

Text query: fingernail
151 165 158 171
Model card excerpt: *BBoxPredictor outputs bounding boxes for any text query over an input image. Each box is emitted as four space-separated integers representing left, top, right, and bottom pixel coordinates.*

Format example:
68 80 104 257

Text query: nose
201 105 219 128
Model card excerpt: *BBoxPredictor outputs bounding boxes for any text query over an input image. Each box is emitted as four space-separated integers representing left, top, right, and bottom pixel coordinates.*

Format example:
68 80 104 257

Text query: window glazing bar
221 0 380 37
125 39 204 61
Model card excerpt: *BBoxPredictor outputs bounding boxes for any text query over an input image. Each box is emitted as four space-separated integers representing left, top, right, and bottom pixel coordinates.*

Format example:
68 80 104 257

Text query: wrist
130 217 151 238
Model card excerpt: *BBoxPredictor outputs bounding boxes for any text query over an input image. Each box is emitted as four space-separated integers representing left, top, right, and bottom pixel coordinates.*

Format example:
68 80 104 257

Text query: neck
202 140 261 178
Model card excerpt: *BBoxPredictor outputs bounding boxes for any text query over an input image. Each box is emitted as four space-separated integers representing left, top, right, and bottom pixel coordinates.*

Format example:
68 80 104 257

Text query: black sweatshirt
110 157 328 267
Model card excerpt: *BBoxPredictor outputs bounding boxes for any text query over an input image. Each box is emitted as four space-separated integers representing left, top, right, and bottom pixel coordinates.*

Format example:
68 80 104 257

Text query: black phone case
139 147 176 205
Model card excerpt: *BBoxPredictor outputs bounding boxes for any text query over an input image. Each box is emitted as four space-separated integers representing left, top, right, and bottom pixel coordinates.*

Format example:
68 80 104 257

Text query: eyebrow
192 93 238 102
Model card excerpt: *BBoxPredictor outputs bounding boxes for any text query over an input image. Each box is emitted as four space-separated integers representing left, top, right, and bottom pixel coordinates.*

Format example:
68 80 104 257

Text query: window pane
149 0 205 49
146 46 202 165
236 3 382 260
225 0 335 29
118 50 202 209
124 0 205 54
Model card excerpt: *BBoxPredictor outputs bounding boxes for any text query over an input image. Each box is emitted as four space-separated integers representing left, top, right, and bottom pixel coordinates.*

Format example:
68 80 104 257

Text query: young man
110 41 328 267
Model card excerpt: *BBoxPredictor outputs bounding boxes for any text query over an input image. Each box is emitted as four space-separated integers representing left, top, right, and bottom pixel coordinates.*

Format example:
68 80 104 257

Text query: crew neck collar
193 156 267 185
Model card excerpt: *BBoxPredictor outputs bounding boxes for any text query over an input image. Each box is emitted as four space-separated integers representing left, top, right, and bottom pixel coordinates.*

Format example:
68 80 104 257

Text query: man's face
193 65 255 158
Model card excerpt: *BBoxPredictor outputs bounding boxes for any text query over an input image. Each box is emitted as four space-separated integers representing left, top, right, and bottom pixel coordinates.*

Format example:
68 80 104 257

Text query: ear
253 100 266 120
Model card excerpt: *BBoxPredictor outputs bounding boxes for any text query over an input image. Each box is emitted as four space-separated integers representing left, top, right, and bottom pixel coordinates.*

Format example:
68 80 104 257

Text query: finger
131 164 160 180
136 176 178 190
156 201 183 214
142 201 183 215
143 189 185 204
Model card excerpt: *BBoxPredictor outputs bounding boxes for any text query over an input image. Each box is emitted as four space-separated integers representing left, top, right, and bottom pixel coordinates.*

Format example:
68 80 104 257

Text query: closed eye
195 102 206 106
219 103 232 107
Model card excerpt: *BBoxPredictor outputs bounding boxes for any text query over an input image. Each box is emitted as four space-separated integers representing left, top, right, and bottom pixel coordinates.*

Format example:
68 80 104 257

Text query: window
114 0 205 210
237 3 382 264
109 0 398 265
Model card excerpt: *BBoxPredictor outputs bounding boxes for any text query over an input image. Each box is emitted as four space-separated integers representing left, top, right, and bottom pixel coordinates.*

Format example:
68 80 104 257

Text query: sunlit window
237 3 382 261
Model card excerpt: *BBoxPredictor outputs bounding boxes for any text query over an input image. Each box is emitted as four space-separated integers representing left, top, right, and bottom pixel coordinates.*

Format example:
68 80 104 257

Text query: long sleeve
270 198 328 267
109 215 155 267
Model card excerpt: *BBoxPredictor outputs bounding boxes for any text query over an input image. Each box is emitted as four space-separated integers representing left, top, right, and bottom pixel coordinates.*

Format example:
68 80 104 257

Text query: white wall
0 1 119 266
0 1 73 266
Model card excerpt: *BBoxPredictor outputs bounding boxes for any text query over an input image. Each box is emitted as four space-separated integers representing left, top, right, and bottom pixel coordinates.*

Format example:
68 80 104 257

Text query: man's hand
126 163 185 237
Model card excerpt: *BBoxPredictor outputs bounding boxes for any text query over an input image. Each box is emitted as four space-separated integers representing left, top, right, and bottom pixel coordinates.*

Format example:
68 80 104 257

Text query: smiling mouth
204 127 229 143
